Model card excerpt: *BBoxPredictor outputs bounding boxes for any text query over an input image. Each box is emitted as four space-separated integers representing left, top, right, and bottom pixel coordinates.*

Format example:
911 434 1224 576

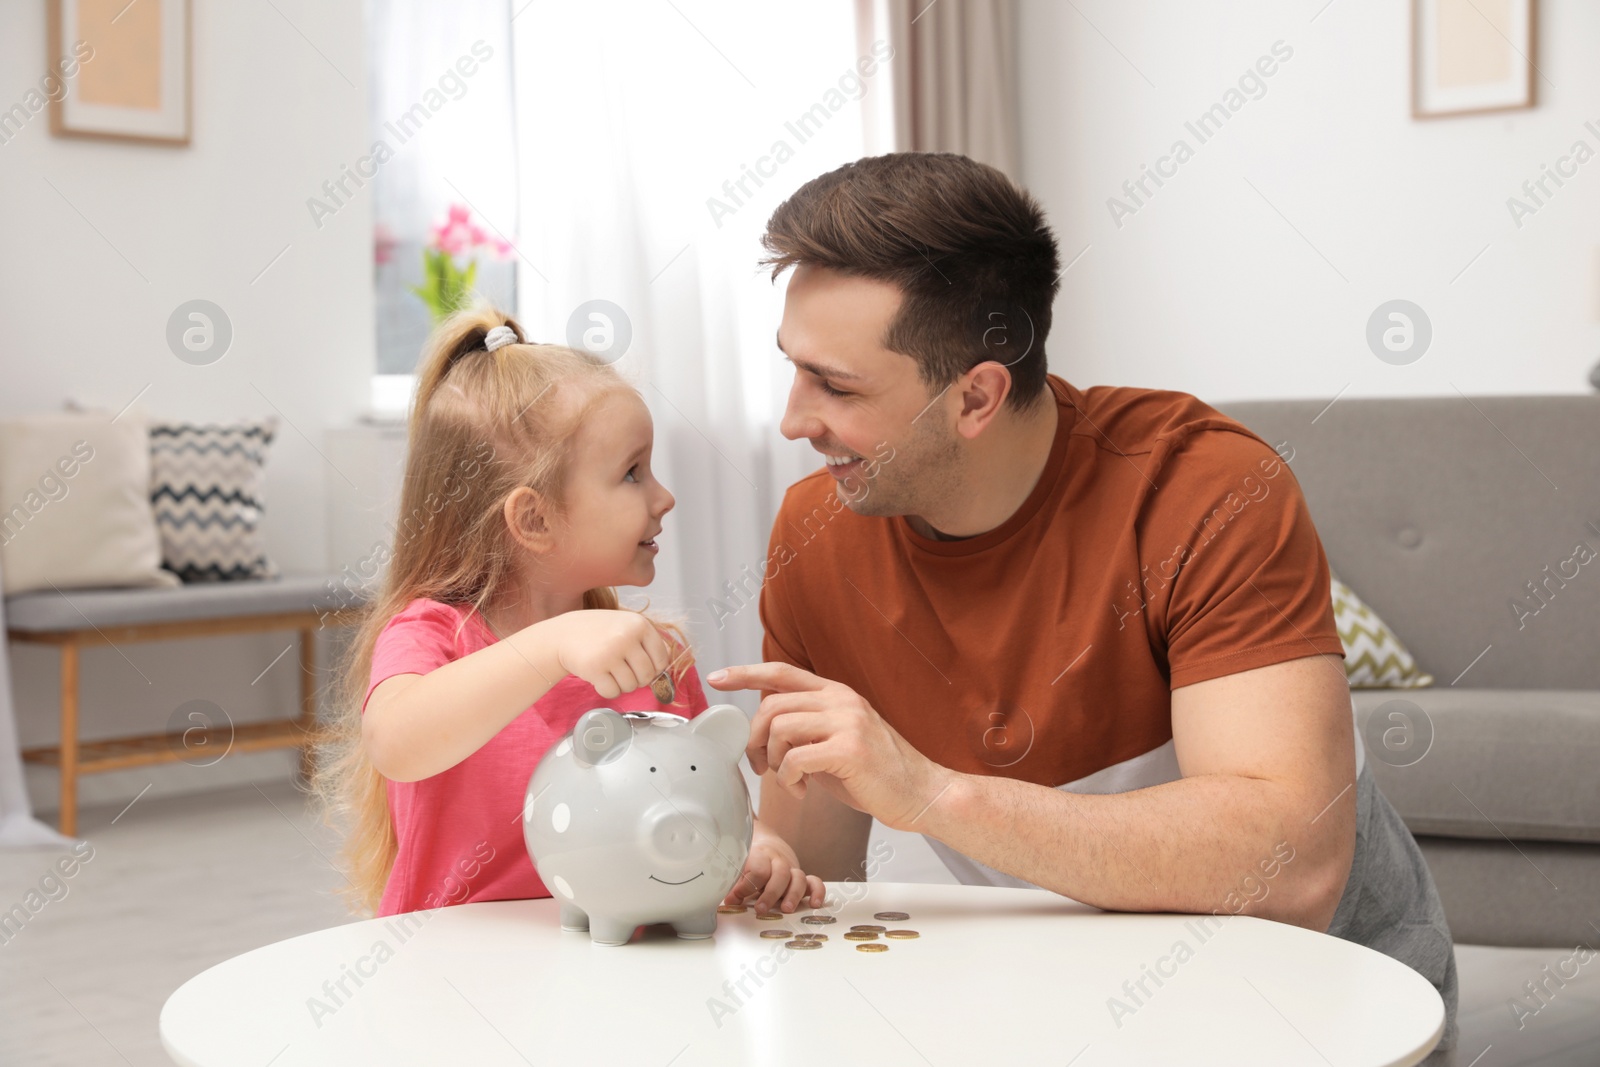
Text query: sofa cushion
149 419 280 583
1356 688 1600 843
4 573 363 632
1333 574 1434 688
0 412 181 597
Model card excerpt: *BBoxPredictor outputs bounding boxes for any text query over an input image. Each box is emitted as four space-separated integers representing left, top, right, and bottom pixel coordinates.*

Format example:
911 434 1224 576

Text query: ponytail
410 305 531 432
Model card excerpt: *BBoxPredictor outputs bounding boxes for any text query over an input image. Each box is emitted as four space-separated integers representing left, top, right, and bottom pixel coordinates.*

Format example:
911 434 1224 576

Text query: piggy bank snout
644 802 718 867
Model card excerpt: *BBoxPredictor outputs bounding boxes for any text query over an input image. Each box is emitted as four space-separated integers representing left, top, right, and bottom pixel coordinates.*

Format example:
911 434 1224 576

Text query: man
705 152 1457 1053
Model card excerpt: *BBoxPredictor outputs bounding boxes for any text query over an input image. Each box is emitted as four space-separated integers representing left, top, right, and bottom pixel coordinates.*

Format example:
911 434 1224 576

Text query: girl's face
547 389 675 589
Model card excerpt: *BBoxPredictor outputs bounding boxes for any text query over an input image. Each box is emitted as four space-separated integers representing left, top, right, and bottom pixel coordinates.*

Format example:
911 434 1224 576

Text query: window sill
363 374 416 425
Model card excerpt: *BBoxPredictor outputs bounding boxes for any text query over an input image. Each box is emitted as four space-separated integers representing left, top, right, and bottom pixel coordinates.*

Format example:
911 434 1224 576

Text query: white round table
160 882 1443 1066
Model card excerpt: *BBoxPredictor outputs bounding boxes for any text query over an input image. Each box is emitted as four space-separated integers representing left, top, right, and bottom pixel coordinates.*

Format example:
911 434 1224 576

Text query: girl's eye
819 381 851 398
624 465 639 483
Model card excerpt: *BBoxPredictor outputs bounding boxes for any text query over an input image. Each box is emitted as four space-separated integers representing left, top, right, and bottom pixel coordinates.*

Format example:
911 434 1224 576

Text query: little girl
313 305 823 924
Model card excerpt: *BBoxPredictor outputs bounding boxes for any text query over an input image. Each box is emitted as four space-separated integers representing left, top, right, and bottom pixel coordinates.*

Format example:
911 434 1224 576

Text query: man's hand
706 662 958 833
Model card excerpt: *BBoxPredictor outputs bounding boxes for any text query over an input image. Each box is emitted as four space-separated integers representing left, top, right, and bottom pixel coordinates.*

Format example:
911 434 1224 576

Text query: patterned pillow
1331 574 1434 688
149 419 280 583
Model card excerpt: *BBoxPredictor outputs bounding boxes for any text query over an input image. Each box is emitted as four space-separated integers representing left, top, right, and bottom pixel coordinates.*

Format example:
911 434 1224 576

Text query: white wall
0 1 374 812
1018 0 1600 401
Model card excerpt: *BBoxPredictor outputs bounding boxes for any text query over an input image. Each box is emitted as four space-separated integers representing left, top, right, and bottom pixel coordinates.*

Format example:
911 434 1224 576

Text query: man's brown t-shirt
758 373 1346 792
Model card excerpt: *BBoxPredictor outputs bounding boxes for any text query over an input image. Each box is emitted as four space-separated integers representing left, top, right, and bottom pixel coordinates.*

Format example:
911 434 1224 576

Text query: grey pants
1325 759 1459 1058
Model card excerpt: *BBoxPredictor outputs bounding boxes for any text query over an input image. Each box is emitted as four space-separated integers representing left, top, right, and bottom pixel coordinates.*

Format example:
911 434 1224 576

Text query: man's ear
502 486 556 552
955 362 1013 440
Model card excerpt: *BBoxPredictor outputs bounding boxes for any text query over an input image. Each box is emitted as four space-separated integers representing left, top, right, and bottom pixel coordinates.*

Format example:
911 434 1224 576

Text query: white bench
6 574 367 835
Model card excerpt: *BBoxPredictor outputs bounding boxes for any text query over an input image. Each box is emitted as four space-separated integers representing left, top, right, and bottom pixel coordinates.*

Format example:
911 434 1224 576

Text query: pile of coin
774 911 918 953
721 904 920 953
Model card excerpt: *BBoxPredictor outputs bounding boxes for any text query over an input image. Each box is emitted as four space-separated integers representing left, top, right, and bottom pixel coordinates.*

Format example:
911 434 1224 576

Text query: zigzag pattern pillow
149 419 280 583
1331 574 1434 688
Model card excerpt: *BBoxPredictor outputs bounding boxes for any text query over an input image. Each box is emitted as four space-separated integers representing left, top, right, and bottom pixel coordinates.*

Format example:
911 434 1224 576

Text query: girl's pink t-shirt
362 597 709 917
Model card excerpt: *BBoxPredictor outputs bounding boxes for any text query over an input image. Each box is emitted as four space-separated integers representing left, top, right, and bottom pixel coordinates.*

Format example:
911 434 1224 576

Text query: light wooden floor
1 779 1596 1065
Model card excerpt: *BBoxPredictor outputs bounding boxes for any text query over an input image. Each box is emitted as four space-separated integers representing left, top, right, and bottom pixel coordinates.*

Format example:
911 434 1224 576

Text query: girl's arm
363 609 673 782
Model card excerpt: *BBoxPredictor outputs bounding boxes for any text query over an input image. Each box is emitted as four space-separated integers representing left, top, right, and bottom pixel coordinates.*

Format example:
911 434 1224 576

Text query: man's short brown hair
760 152 1061 413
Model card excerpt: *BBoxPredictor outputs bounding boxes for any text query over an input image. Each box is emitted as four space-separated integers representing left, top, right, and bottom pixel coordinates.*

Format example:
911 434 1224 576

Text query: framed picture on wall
48 0 192 145
1412 0 1536 118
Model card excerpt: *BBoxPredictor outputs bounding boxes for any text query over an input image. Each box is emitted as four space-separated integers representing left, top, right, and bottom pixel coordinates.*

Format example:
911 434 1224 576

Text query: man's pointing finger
705 661 830 695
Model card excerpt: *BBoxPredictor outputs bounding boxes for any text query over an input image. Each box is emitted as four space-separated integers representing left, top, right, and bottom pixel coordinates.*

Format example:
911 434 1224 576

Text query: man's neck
906 392 1060 540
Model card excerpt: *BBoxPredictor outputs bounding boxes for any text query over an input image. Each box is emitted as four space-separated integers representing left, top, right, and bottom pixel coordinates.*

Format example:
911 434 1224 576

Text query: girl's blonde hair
309 303 694 916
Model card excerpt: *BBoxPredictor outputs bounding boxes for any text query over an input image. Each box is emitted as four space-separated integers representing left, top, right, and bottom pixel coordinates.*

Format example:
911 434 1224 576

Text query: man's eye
819 381 851 398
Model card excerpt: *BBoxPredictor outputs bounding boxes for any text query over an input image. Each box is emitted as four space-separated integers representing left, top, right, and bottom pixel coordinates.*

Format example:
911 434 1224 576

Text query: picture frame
48 0 192 145
1412 0 1535 119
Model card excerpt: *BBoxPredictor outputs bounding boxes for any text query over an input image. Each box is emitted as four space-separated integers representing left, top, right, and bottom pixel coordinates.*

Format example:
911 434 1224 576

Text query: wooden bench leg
296 627 316 784
59 639 79 838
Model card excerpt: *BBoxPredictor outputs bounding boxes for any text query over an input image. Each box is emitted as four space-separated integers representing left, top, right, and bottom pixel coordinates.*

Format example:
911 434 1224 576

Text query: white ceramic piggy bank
522 704 754 946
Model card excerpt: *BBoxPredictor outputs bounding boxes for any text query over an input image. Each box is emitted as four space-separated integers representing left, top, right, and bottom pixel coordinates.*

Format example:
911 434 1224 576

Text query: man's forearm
757 769 874 882
914 770 1355 931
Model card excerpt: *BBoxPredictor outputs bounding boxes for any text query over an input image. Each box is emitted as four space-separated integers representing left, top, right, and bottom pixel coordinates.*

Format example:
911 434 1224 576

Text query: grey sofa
1214 393 1599 948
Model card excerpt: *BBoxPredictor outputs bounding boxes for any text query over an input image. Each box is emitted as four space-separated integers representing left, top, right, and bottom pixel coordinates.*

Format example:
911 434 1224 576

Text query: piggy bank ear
572 708 631 768
689 704 750 762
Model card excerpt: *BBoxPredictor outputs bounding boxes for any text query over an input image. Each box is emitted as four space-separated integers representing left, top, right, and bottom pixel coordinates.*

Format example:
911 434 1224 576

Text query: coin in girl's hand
651 671 675 704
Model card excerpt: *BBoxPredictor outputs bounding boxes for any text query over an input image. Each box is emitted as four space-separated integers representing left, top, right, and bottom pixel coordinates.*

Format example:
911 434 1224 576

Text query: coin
717 905 747 914
756 912 784 921
760 929 793 939
843 931 879 941
785 939 823 950
794 933 828 942
651 671 675 703
850 924 886 932
800 915 836 925
855 943 889 953
874 911 910 921
884 929 920 939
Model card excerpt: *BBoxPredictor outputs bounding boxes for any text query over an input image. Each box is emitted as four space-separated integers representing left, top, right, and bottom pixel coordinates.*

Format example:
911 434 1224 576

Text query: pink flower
425 203 517 260
374 221 397 265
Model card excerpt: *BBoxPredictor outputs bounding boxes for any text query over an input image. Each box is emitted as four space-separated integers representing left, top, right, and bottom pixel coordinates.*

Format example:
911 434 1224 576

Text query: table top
160 882 1443 1066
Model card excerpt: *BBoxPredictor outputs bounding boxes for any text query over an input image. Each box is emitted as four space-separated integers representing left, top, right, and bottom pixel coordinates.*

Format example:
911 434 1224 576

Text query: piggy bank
522 704 754 945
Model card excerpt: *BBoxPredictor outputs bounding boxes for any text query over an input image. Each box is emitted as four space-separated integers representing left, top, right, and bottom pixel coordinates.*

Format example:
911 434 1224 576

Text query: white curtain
0 568 76 849
511 0 884 680
866 0 1018 176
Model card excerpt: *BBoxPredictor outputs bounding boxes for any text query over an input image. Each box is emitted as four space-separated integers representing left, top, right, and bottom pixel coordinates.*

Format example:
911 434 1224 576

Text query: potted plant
410 203 514 322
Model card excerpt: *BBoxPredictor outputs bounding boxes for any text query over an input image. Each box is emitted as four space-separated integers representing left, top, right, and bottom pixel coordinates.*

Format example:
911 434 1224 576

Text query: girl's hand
548 610 674 699
723 824 825 914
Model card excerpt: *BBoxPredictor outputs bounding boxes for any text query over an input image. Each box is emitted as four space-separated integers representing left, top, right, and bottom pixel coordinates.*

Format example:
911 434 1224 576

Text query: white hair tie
484 325 520 352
